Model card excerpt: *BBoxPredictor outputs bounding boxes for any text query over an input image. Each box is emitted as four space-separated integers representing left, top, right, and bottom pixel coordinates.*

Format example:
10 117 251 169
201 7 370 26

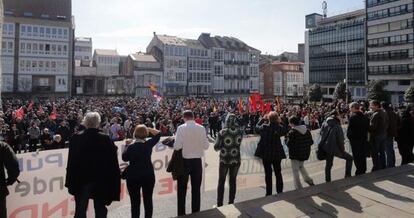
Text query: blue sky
73 0 364 55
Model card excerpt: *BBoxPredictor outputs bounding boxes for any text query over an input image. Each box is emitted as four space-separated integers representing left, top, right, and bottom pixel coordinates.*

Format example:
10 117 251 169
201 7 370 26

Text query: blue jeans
385 137 396 168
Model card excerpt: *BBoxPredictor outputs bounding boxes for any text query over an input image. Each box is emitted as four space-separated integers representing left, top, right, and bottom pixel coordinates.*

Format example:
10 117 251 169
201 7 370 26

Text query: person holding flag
148 82 163 102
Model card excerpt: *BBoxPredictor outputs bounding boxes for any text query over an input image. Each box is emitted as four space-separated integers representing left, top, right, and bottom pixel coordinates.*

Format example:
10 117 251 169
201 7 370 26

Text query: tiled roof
199 33 260 52
157 35 187 46
183 39 206 49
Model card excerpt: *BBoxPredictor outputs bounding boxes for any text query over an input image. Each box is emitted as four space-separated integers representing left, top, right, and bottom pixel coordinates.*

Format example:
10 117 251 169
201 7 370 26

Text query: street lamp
337 26 349 104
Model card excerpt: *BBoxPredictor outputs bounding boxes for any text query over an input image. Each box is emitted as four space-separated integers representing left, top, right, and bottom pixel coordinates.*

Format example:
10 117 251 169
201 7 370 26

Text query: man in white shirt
174 110 209 216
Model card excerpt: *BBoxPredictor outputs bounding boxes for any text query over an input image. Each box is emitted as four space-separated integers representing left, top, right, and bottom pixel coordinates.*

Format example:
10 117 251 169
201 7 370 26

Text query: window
398 80 410 86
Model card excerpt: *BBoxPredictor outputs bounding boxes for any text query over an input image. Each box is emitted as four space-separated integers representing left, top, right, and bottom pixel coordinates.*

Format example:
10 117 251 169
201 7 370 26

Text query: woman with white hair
65 112 121 218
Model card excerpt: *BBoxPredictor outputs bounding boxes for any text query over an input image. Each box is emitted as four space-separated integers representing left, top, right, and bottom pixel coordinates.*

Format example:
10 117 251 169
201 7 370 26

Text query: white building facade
127 53 162 97
146 33 261 97
147 34 188 96
93 49 120 77
2 0 74 98
75 37 92 64
198 33 261 96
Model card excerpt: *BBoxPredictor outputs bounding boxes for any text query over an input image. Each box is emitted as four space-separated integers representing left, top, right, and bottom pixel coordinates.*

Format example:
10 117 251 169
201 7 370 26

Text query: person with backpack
285 116 315 190
0 141 20 218
320 111 353 182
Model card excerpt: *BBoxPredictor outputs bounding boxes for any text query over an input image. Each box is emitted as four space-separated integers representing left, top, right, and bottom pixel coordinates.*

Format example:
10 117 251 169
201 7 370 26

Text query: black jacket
386 109 400 138
286 126 314 161
347 111 369 141
369 109 389 139
0 141 20 197
65 129 120 205
255 119 287 162
122 134 161 180
320 117 345 156
396 115 414 145
167 149 184 180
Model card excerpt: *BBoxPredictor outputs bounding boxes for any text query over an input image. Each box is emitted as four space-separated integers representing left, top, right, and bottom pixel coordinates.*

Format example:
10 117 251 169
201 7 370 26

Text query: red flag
265 103 272 113
49 104 57 120
249 95 257 113
27 101 34 111
15 107 24 119
38 105 45 114
275 97 282 113
260 100 265 113
238 97 244 114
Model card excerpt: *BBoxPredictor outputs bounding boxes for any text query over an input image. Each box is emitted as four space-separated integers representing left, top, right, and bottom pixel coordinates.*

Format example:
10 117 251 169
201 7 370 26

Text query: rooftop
183 39 206 49
75 37 92 43
130 53 158 62
199 33 260 52
318 9 365 25
94 49 119 56
4 0 72 21
156 34 188 46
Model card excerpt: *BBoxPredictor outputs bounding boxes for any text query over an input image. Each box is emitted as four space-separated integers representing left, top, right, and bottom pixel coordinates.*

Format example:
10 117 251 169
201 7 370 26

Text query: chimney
201 33 210 37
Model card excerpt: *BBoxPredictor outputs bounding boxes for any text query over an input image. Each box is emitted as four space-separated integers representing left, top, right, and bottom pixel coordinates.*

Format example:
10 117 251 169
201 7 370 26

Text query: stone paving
111 151 405 217
188 163 414 218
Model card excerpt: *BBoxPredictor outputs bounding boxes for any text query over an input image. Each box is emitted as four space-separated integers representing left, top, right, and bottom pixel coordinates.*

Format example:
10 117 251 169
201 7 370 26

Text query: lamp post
337 26 349 104
345 37 349 104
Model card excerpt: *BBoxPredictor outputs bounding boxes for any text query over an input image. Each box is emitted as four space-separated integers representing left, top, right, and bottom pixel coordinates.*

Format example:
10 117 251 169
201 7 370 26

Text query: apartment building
305 10 367 101
2 0 74 98
366 0 414 104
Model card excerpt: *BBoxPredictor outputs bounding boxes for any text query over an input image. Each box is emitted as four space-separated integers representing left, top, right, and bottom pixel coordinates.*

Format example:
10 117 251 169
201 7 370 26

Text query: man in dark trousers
0 141 20 218
381 102 400 168
174 110 209 216
65 112 120 218
369 100 389 171
347 102 370 175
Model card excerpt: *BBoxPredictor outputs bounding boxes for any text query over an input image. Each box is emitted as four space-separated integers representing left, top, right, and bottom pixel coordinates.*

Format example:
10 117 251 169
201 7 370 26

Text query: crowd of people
0 97 353 154
1 96 414 218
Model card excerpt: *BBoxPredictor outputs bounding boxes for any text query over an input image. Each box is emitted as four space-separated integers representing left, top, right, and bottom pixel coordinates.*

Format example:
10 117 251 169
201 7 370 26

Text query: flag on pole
249 95 257 113
275 97 282 113
49 104 57 120
265 102 272 113
38 105 44 114
27 100 34 111
238 97 244 114
148 82 162 102
15 107 24 119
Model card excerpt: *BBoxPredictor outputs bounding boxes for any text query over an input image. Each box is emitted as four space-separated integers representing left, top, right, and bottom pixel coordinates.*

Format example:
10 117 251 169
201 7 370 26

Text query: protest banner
7 126 349 217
